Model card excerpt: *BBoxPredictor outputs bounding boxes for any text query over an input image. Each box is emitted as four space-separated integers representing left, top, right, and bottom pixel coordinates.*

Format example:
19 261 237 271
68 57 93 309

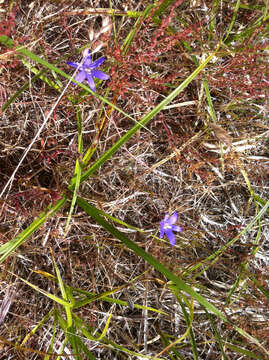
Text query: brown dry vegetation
0 0 268 359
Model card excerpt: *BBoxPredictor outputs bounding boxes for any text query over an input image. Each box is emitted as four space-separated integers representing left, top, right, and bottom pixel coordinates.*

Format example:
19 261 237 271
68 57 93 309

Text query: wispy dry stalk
0 286 15 325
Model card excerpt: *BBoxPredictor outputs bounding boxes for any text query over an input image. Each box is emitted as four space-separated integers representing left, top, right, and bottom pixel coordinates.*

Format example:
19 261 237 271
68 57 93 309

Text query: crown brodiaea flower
67 49 109 92
160 212 182 246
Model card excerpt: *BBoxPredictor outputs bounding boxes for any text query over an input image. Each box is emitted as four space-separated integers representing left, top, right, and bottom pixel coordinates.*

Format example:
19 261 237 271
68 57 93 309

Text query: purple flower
67 49 109 92
160 212 182 246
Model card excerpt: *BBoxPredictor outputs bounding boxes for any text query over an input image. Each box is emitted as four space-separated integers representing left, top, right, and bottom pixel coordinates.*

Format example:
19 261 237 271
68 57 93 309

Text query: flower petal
74 70 87 83
163 214 170 221
84 54 92 67
86 73 95 92
172 225 182 233
66 61 80 69
91 69 109 81
165 229 176 246
167 211 178 225
88 56 106 69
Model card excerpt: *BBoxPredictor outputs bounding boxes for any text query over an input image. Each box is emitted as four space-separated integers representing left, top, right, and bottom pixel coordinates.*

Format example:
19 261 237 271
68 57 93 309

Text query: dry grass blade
0 286 15 325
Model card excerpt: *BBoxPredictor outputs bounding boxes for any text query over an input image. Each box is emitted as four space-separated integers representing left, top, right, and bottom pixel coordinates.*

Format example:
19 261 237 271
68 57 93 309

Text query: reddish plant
0 9 16 38
207 38 268 100
107 1 201 100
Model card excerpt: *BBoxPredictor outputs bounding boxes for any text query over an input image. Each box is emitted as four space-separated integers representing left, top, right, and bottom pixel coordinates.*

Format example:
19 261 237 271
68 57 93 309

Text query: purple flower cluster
160 212 182 246
67 49 109 92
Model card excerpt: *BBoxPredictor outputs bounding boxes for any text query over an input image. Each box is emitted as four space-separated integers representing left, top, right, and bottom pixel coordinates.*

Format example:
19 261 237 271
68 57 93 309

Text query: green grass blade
169 287 197 360
204 308 228 360
73 293 167 315
225 271 244 306
51 253 73 328
234 325 269 356
21 308 54 346
44 316 57 360
252 194 269 210
209 0 220 42
203 80 217 124
223 0 241 41
56 336 68 360
71 335 96 360
65 159 81 234
55 310 76 359
157 327 184 360
121 4 155 55
71 200 142 232
21 57 62 92
224 12 267 45
96 311 112 341
1 68 49 112
66 326 82 360
247 273 269 299
65 107 83 233
153 0 179 18
71 288 167 315
225 343 265 360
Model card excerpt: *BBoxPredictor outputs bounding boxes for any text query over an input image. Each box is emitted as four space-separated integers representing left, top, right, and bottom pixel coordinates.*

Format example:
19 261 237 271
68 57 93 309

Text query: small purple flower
67 49 109 92
160 212 182 246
